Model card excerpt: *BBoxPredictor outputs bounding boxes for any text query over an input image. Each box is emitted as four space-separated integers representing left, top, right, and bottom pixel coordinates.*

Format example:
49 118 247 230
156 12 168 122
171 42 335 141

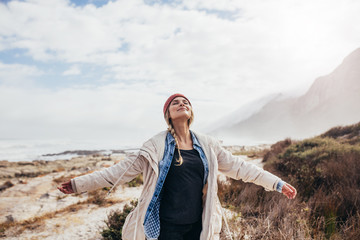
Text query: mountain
201 92 283 133
211 48 360 143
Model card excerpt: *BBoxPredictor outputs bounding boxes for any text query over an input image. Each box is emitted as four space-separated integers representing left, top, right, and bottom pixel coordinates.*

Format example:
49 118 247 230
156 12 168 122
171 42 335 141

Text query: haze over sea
0 136 271 162
0 138 138 162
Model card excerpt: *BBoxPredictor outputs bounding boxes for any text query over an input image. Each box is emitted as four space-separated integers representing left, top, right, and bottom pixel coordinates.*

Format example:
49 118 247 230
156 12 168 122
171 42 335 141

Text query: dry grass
0 188 122 237
320 122 360 144
219 121 360 240
231 148 269 159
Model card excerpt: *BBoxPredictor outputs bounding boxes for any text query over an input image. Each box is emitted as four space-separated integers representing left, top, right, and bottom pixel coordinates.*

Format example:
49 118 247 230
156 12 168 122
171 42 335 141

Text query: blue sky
0 0 360 146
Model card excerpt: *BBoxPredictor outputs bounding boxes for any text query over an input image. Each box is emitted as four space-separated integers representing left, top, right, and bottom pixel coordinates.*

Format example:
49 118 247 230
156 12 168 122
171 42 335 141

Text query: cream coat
71 130 282 240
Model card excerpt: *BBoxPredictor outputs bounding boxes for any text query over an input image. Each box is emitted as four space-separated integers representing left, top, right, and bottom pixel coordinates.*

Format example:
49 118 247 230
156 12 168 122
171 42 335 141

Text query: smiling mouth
178 108 187 111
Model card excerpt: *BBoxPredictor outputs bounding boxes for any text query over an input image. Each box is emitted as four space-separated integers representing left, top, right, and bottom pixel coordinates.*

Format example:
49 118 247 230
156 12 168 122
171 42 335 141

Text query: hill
212 48 360 143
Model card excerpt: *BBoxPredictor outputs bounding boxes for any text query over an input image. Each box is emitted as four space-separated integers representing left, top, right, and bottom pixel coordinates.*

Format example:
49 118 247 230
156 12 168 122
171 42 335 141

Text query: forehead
172 96 188 102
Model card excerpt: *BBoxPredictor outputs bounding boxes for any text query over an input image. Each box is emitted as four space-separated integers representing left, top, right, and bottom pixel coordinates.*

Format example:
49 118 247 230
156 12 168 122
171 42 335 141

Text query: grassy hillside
218 121 360 239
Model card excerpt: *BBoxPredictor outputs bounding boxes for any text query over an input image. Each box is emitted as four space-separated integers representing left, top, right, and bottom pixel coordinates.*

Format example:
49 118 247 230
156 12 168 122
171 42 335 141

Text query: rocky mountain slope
212 48 360 143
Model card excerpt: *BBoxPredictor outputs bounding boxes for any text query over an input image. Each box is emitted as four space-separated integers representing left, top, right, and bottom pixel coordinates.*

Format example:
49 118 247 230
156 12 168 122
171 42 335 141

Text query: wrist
276 180 285 193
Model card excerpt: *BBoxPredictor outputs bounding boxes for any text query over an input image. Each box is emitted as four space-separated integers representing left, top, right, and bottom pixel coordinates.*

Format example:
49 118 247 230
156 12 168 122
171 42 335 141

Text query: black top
159 148 205 224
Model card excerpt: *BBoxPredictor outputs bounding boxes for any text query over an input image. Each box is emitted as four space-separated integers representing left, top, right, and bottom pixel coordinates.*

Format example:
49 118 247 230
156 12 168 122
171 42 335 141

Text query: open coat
71 130 282 240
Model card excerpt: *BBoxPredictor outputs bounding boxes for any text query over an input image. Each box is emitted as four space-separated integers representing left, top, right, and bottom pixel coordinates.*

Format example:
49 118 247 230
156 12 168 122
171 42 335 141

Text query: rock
6 215 14 222
15 171 43 178
17 161 36 166
0 181 14 192
40 193 50 199
19 179 27 184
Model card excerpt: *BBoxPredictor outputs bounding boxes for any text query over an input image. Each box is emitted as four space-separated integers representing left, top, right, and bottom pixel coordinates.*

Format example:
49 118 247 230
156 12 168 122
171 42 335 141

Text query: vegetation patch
219 121 360 239
126 174 143 187
101 200 138 240
0 188 122 237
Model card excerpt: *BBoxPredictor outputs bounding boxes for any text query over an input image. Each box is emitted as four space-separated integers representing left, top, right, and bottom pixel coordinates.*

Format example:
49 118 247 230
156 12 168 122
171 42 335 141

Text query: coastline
0 145 269 239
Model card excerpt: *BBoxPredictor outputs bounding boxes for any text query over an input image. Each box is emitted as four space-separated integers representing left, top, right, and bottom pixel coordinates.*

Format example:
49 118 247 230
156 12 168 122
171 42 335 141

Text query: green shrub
101 200 138 240
262 137 293 163
127 174 143 187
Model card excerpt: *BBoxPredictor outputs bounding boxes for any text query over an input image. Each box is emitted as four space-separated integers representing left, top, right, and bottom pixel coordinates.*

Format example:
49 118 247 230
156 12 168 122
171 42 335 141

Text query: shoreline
0 143 271 163
0 144 269 239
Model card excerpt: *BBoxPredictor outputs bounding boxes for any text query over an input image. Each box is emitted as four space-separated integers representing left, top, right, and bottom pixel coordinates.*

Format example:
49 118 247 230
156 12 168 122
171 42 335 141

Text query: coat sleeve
213 138 282 191
71 153 146 193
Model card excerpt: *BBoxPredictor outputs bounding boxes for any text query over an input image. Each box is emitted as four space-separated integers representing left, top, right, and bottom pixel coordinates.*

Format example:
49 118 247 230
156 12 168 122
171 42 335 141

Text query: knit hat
163 93 191 115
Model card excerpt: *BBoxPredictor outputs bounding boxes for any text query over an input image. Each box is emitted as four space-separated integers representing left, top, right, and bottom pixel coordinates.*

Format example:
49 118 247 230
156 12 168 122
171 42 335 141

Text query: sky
0 0 360 147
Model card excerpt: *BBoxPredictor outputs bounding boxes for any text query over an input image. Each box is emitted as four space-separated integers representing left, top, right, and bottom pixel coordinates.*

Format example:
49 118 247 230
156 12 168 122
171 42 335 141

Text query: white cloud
0 84 166 145
63 65 81 76
0 0 360 142
0 62 44 86
1 0 359 92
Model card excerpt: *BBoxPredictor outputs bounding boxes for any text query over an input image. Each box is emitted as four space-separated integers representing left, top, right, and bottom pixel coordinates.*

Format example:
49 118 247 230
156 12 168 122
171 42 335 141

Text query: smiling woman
58 93 297 240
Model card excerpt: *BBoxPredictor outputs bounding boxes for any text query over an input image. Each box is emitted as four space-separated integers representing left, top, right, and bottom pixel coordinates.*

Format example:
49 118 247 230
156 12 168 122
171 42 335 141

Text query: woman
58 93 297 240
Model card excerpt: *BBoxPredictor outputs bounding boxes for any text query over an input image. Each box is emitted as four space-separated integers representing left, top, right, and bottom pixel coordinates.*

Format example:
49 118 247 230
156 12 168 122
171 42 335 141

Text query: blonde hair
164 108 194 166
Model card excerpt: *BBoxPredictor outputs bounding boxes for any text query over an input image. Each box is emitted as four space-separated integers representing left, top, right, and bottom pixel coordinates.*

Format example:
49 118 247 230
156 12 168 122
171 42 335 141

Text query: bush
320 122 360 145
218 121 360 239
101 200 138 240
262 138 293 163
126 174 143 187
218 179 313 239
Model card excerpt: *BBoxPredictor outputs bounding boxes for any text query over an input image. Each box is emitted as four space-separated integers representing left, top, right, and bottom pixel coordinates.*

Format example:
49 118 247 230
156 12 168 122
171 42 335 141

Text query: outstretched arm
214 138 296 198
57 153 145 194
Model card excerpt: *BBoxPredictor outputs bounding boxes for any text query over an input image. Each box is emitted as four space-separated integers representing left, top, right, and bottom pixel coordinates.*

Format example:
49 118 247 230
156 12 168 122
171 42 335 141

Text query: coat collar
165 130 202 148
139 130 215 176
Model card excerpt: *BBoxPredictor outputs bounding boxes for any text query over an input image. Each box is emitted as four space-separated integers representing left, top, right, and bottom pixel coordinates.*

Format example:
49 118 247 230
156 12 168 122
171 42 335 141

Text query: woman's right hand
57 180 74 194
282 183 297 199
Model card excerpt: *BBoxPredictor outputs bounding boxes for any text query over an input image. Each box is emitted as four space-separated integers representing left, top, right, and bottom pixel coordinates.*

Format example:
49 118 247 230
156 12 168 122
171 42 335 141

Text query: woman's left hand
57 180 74 194
282 183 297 199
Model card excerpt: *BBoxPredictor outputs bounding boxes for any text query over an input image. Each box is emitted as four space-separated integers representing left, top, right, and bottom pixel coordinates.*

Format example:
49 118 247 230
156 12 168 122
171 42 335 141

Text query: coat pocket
213 198 223 235
122 205 137 235
122 197 147 240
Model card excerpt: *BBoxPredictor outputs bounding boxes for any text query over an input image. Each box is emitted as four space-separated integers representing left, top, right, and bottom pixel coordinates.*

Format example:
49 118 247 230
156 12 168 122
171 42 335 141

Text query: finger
288 185 297 198
284 184 294 193
282 186 294 199
289 190 296 199
284 184 297 199
282 187 291 197
287 184 295 192
58 186 69 194
58 187 65 193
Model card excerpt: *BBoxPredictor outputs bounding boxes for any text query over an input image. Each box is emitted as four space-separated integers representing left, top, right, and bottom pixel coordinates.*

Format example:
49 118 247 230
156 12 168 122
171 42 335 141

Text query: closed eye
172 99 189 105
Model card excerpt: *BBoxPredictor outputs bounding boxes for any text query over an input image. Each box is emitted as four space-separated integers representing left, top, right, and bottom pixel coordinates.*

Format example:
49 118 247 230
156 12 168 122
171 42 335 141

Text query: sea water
0 138 139 162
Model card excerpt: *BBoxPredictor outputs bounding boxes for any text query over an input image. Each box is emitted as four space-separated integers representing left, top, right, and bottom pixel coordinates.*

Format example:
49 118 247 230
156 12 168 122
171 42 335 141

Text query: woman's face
168 96 192 122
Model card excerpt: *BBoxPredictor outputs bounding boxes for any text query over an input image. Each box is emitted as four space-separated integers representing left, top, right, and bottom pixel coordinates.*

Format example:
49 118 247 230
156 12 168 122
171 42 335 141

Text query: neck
171 121 191 143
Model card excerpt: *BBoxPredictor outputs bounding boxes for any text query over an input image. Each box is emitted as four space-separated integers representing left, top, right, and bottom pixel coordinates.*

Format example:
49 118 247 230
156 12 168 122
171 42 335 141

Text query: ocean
0 138 139 162
0 135 274 162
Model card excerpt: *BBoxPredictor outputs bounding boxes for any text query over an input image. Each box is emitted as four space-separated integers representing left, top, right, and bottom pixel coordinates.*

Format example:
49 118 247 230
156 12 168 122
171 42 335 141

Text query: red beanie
163 93 191 115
